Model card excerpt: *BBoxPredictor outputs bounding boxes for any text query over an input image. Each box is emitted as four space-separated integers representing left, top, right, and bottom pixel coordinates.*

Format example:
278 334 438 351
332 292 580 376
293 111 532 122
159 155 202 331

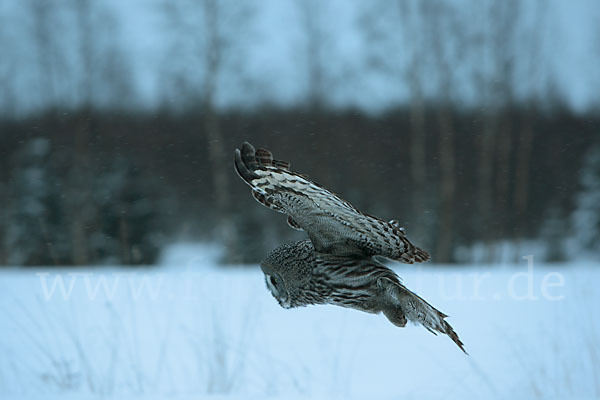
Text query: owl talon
383 308 407 327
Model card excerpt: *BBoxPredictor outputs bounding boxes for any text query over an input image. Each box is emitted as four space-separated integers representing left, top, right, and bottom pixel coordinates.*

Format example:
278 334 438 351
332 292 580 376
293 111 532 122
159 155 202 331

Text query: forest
0 0 598 265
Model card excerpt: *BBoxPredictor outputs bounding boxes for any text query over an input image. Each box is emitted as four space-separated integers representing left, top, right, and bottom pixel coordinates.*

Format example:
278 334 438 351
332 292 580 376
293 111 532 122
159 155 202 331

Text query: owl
234 142 465 352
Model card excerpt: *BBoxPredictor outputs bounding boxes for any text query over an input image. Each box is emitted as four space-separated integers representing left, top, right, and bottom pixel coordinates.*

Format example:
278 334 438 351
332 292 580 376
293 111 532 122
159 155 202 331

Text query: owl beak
279 297 292 309
276 291 291 309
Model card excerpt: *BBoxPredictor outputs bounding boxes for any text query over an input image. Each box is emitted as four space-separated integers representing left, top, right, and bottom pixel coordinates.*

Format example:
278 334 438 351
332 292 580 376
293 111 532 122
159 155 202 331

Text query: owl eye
269 275 277 287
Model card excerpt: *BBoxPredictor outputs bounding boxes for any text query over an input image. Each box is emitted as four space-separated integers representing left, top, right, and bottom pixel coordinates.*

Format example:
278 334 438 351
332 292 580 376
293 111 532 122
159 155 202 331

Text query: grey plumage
234 142 465 353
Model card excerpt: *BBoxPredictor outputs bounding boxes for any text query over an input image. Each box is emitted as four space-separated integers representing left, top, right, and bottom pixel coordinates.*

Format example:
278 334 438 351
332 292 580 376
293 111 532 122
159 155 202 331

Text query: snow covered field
0 245 598 399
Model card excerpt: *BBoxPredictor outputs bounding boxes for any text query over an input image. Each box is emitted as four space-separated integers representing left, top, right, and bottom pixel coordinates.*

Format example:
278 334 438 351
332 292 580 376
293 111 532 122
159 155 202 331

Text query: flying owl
234 142 465 352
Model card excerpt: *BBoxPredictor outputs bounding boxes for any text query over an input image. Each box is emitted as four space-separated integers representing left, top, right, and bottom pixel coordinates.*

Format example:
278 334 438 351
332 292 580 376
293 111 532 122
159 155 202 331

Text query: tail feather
406 288 466 353
379 277 466 353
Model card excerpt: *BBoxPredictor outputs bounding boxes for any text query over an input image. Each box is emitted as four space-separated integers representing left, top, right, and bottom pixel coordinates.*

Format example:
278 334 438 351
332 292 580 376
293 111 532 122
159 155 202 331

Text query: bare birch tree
161 0 254 261
514 0 548 260
397 0 429 246
358 0 433 246
295 0 327 110
68 0 133 264
423 0 462 262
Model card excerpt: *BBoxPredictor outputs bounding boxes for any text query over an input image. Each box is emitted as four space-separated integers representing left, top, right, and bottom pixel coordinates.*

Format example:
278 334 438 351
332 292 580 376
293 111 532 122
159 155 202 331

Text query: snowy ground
0 245 598 399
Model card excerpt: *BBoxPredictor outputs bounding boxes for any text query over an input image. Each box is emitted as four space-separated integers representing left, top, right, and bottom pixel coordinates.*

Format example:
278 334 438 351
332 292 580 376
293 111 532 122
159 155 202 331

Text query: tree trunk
436 107 456 263
513 108 535 261
495 111 513 237
478 115 496 262
408 67 428 245
69 112 93 265
202 0 237 262
297 0 325 111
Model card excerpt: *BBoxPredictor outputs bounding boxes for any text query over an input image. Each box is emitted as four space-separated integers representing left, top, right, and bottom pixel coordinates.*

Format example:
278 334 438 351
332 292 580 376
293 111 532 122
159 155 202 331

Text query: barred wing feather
234 142 429 263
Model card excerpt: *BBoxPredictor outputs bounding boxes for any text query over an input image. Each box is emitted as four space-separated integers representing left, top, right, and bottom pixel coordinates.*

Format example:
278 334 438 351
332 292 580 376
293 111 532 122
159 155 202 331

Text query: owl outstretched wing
234 142 429 263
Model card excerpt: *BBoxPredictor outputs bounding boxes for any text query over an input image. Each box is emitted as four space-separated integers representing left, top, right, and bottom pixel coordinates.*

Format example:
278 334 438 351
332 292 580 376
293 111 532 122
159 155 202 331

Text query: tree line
0 105 597 265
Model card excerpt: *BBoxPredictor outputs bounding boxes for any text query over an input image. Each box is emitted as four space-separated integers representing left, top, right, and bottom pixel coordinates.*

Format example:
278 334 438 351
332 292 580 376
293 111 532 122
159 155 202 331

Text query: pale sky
1 0 599 114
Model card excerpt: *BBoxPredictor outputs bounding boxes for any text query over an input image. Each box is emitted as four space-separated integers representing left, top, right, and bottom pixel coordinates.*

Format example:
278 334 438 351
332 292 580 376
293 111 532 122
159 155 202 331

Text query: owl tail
379 277 467 353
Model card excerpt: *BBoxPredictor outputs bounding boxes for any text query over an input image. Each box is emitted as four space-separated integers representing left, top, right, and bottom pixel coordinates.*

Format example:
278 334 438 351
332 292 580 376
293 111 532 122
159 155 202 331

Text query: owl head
260 240 315 309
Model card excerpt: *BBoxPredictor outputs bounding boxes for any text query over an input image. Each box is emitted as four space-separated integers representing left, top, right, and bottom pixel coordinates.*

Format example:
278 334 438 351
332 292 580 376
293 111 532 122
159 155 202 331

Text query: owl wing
234 142 429 263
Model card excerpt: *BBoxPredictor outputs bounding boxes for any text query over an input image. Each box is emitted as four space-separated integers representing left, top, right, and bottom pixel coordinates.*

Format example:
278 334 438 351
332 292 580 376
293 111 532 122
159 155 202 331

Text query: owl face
260 240 316 309
261 268 292 308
